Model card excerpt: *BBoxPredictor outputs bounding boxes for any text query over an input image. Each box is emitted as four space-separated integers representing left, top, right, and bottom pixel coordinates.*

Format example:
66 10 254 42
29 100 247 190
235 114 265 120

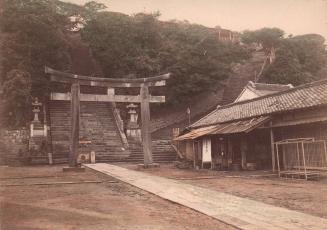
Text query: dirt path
121 163 327 219
0 165 234 230
87 163 327 230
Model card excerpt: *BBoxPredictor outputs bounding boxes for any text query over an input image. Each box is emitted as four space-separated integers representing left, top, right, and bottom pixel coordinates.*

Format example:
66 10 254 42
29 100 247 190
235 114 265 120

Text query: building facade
175 79 327 172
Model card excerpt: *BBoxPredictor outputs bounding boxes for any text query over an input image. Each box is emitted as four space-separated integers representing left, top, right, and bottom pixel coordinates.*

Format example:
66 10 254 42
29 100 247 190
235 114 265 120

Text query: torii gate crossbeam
45 67 170 167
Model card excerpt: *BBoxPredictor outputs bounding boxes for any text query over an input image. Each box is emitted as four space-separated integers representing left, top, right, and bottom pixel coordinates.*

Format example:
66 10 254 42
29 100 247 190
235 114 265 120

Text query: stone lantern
32 97 42 123
30 97 45 137
126 103 141 140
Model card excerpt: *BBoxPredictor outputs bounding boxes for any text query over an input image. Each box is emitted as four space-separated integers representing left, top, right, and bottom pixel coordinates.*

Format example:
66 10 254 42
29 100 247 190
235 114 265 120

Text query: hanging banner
202 137 212 162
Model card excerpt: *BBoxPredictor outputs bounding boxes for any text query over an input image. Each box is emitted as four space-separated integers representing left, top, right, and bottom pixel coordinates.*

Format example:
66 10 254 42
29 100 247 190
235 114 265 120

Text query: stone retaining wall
0 128 29 165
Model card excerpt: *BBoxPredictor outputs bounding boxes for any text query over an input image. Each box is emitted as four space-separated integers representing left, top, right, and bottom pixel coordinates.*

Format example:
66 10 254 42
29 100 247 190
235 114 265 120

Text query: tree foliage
82 14 250 103
261 34 327 85
84 1 107 12
1 0 326 128
82 12 163 78
0 0 73 126
241 27 284 51
2 70 32 126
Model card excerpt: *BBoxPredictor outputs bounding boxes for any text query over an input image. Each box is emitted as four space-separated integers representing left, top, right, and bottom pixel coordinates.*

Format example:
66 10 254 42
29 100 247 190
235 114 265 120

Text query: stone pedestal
137 163 160 169
29 98 48 164
126 103 141 141
30 97 46 137
90 151 96 164
32 97 42 123
63 166 86 172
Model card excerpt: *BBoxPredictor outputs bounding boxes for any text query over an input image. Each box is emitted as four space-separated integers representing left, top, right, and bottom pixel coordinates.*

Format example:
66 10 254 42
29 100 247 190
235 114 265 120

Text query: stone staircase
49 101 129 163
125 139 177 163
49 101 177 163
47 33 177 164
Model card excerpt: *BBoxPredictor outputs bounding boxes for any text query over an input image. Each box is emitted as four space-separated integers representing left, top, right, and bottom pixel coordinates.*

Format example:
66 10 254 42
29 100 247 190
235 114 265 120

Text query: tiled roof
175 116 269 140
247 81 293 97
191 79 327 128
235 81 293 102
249 81 293 92
210 116 269 135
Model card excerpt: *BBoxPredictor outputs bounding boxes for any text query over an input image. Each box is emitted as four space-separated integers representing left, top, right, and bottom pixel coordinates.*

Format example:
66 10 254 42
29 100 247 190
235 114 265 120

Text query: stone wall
0 128 29 165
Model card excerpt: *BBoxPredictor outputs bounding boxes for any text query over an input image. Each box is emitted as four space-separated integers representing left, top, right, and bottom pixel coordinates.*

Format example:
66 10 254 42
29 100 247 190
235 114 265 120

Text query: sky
65 0 327 40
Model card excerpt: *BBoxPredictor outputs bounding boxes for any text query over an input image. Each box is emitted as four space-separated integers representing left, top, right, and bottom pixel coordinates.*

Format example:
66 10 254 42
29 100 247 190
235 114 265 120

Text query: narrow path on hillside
67 32 103 76
86 163 327 230
150 50 267 137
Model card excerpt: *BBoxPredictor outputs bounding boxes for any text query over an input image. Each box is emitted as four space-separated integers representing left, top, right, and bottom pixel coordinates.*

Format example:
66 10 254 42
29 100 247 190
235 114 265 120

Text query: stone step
49 101 176 164
49 101 126 162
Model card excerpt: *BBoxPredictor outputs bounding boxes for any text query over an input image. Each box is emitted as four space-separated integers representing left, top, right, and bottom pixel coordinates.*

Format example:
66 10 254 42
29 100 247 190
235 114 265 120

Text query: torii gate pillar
70 83 80 167
45 67 170 168
140 85 153 165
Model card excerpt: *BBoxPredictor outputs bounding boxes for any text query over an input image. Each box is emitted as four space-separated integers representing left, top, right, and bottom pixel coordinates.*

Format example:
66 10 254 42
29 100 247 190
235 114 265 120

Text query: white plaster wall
235 89 258 102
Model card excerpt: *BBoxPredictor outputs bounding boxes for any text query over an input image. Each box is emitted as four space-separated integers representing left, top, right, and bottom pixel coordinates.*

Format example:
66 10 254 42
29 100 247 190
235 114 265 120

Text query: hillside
1 0 327 128
50 27 267 140
150 49 268 139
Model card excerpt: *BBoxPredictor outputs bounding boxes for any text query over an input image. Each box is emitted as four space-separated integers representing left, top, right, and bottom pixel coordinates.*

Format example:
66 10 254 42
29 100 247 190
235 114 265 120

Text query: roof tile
191 79 327 128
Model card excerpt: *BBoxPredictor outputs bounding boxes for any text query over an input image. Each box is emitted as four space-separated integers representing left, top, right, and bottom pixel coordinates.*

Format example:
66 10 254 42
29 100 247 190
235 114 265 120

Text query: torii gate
45 67 170 167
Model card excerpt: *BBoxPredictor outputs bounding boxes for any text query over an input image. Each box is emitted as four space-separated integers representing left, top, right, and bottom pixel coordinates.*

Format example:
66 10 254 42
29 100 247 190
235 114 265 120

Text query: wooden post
301 141 308 180
270 122 275 172
193 141 196 169
282 145 286 170
227 136 233 169
296 143 300 171
140 84 153 165
324 141 327 167
70 83 80 167
48 152 53 165
241 136 247 170
276 143 280 177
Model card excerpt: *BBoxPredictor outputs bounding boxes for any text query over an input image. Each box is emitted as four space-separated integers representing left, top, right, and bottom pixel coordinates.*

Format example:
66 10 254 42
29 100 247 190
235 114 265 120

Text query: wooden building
175 79 327 173
216 27 240 43
234 81 293 102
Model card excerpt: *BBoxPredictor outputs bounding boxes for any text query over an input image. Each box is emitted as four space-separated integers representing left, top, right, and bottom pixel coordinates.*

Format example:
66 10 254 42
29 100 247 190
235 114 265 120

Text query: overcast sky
65 0 327 40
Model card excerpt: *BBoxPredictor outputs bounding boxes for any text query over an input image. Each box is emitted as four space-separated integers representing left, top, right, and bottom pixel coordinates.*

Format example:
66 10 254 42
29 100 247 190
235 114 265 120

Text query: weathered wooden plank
241 136 247 169
140 85 153 165
270 121 275 172
70 83 80 167
50 92 165 103
46 66 169 87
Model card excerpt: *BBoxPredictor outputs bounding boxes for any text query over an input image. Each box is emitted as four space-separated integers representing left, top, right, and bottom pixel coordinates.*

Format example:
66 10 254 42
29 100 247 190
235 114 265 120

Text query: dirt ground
0 165 235 230
122 163 327 219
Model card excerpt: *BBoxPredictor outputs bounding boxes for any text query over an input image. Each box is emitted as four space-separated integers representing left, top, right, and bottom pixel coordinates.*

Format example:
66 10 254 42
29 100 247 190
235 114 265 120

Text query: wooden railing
111 102 129 148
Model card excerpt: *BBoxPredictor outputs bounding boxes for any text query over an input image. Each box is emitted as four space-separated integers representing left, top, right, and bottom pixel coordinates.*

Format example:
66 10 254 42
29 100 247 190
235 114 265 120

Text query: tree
241 27 284 52
0 0 72 126
84 1 107 12
82 12 163 78
2 70 32 127
261 34 327 85
82 13 250 103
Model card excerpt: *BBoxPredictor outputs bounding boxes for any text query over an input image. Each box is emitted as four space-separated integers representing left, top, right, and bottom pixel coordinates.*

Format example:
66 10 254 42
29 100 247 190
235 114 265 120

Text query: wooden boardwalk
86 163 327 230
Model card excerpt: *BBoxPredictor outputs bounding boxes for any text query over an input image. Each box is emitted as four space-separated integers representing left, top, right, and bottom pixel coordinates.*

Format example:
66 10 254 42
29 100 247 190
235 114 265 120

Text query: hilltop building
216 27 240 43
